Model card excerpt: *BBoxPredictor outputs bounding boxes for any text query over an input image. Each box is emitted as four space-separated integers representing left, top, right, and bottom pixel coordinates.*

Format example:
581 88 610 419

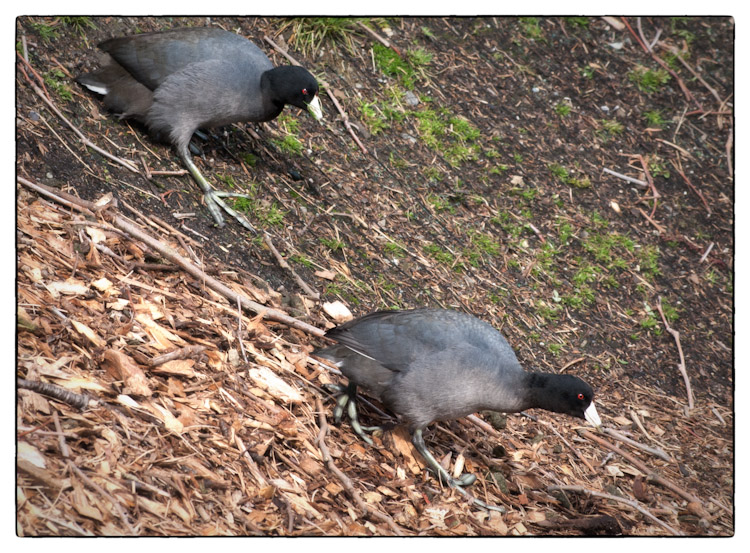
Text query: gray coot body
77 27 323 229
315 308 601 509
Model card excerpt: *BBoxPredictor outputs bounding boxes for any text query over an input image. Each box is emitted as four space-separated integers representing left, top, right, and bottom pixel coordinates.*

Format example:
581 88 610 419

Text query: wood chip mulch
16 181 733 536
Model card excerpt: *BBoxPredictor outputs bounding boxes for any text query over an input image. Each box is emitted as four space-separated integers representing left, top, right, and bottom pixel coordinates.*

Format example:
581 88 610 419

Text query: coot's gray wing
101 27 272 91
325 309 520 373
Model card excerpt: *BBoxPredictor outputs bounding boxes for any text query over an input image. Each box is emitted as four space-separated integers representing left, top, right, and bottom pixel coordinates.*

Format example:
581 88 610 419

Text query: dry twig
548 484 682 536
314 397 404 535
18 177 325 338
18 53 139 173
357 21 402 55
18 378 93 410
656 296 693 409
602 167 648 188
263 232 320 300
620 18 703 111
600 427 672 462
581 430 701 505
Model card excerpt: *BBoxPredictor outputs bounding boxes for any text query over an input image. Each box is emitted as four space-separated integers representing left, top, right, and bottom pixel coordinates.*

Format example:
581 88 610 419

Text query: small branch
18 177 325 338
263 232 320 300
236 296 249 364
18 53 139 173
581 430 701 505
234 435 270 488
656 296 693 409
600 17 625 31
18 378 93 410
537 420 596 473
525 222 546 244
68 461 137 534
149 345 207 367
52 410 71 459
548 485 682 536
655 138 695 161
600 427 672 462
636 17 661 53
621 18 703 111
324 88 369 154
602 167 648 188
314 397 404 535
634 154 660 219
357 21 402 55
637 208 666 234
659 43 723 106
725 122 734 179
699 242 715 264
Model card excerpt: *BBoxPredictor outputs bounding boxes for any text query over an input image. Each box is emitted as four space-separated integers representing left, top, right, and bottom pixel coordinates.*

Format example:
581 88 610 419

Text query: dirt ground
16 16 733 536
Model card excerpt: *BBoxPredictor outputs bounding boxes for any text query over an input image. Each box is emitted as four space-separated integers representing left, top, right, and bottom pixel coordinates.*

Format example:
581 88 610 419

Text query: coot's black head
267 66 322 119
528 373 601 426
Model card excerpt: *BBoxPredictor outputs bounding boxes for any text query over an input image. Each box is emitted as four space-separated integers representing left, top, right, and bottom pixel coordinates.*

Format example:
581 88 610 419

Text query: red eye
577 393 585 400
302 88 308 95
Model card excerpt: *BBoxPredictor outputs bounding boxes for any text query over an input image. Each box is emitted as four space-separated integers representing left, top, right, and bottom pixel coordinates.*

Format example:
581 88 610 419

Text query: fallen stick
725 122 734 178
656 296 693 409
314 397 404 535
263 232 320 300
18 378 94 410
620 18 703 112
660 43 723 106
18 177 325 338
699 242 715 264
602 167 648 188
548 484 682 536
634 154 660 220
18 53 139 174
600 427 672 462
580 430 701 506
357 21 402 55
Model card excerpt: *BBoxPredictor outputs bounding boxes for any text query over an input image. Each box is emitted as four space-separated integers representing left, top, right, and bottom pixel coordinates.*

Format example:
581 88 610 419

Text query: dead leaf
86 226 108 244
102 350 153 397
152 359 196 378
314 269 337 281
18 441 46 469
323 300 353 323
632 476 648 501
47 279 89 298
247 365 303 403
71 319 106 347
71 482 104 522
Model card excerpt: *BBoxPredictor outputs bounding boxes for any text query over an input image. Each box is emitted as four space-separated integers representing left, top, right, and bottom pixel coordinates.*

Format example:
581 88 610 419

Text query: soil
16 16 733 536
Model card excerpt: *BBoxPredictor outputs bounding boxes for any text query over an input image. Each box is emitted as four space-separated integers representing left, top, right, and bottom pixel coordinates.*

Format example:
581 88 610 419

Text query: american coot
77 27 323 230
314 308 601 510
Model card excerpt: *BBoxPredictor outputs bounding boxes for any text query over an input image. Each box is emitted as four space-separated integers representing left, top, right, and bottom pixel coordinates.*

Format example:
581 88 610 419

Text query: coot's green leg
326 382 382 445
179 148 256 232
412 429 505 513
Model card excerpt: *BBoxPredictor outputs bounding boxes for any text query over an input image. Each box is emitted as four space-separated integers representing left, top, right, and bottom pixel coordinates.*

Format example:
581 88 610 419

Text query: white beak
584 401 602 427
307 95 323 121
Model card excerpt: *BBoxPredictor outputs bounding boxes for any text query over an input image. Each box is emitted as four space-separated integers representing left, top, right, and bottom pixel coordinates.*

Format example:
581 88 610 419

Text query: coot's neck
259 71 285 121
522 372 569 414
